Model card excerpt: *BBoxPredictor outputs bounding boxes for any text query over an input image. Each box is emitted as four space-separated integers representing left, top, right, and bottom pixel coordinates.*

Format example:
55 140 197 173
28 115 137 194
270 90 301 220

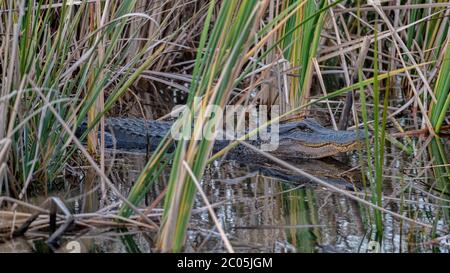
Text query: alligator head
271 119 364 159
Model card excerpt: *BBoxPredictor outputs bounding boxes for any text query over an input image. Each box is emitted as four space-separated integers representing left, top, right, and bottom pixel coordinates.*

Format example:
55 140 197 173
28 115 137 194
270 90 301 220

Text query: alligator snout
271 119 368 159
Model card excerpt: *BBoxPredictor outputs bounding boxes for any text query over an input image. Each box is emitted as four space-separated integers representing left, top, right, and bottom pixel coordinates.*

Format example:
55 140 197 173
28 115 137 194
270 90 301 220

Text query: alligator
76 117 363 159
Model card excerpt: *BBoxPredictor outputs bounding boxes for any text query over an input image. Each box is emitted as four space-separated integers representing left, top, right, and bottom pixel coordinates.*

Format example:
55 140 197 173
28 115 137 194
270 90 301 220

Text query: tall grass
156 0 269 252
430 39 450 134
371 28 384 238
0 0 449 253
119 0 342 252
280 0 327 108
0 1 187 196
428 39 449 199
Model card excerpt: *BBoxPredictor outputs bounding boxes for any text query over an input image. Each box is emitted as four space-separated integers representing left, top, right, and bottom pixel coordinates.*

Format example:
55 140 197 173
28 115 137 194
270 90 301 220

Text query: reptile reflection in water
203 157 365 252
209 157 362 191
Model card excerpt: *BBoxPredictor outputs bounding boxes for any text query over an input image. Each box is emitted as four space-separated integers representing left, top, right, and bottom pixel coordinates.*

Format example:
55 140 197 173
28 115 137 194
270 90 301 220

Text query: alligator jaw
271 119 362 159
272 139 359 159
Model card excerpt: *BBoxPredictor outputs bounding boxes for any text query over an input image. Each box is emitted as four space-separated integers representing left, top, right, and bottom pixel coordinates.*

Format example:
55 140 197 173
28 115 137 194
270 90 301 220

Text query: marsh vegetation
0 0 449 253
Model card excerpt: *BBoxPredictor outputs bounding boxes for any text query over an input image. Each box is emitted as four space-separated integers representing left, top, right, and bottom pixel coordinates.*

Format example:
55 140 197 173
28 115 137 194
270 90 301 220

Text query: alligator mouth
272 139 360 159
269 118 363 158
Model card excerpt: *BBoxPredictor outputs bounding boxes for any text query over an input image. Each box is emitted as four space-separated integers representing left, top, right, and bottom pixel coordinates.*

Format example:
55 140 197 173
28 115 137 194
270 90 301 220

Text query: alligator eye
296 124 314 133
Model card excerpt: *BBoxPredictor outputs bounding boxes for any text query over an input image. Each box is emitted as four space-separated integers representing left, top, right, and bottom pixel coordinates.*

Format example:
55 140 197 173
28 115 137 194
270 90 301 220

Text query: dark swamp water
0 136 449 253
